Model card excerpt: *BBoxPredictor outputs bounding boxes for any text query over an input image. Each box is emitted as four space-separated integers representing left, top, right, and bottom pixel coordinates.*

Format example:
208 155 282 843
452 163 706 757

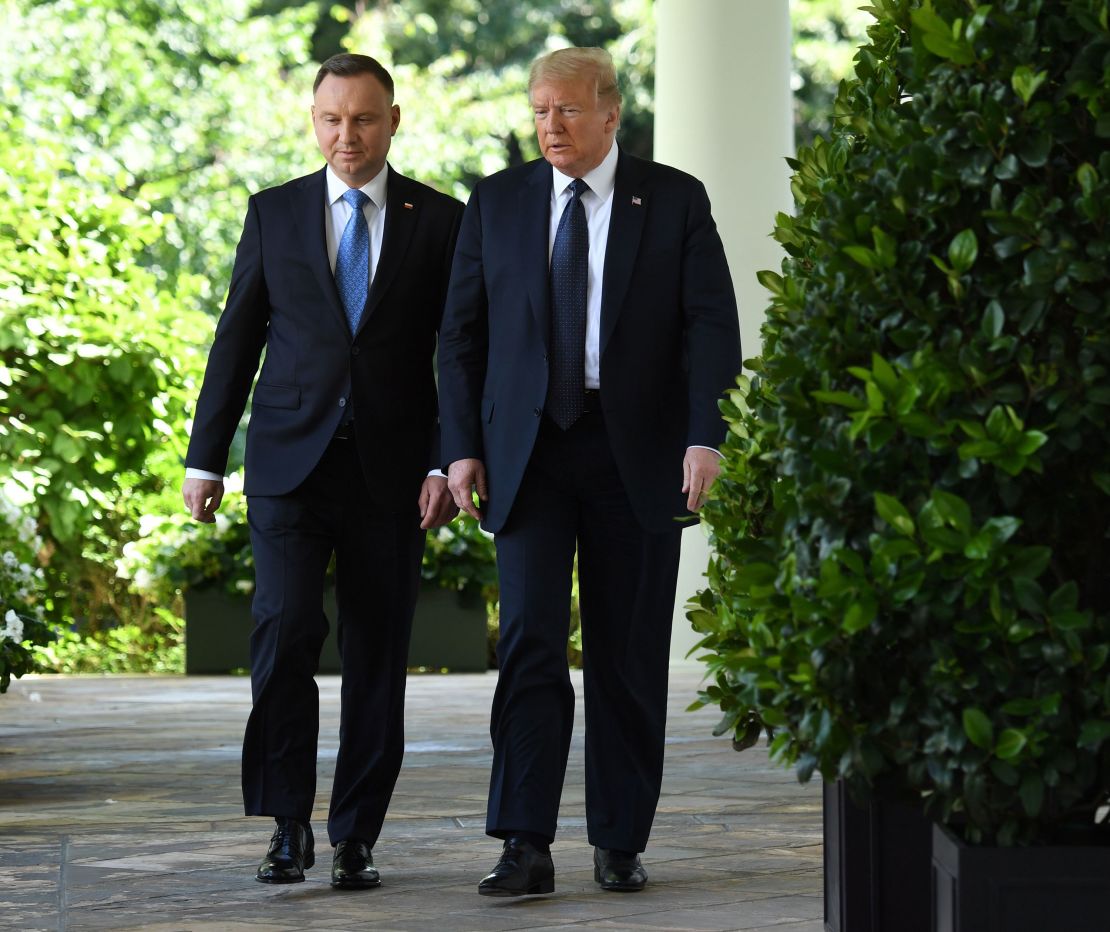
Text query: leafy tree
1 0 319 303
0 104 211 639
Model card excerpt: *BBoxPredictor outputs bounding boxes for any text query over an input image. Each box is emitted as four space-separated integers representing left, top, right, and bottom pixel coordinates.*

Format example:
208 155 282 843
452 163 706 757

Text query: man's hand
419 475 459 529
447 458 488 521
183 478 225 524
682 447 722 512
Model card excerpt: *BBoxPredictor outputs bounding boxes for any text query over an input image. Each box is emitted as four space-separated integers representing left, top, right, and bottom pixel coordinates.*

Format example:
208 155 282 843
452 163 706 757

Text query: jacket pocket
252 382 301 410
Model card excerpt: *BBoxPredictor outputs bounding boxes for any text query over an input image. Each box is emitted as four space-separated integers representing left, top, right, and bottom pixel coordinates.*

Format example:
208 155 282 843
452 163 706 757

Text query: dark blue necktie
547 178 588 430
335 188 370 333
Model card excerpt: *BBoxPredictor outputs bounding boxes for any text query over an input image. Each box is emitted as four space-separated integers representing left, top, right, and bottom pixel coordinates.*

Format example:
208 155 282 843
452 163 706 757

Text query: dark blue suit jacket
438 149 741 534
186 166 463 511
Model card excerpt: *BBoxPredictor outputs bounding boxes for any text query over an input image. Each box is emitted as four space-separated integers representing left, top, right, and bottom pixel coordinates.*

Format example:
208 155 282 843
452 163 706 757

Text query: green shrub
692 0 1110 846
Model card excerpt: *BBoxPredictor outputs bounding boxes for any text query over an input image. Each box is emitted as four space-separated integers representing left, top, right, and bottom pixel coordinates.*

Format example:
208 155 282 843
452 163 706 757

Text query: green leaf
1019 773 1044 817
948 229 978 273
843 594 878 634
1078 720 1110 750
1011 65 1047 105
757 269 786 297
981 301 1004 339
874 492 916 537
995 729 1027 760
844 245 881 269
963 708 994 750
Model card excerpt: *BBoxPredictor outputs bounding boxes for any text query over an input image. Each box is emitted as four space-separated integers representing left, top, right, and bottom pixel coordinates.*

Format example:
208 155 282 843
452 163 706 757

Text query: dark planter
931 823 1110 932
184 582 488 674
823 780 933 932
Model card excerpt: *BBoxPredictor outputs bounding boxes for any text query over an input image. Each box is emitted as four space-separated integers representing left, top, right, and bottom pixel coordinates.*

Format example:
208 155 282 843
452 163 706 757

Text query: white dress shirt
185 166 389 483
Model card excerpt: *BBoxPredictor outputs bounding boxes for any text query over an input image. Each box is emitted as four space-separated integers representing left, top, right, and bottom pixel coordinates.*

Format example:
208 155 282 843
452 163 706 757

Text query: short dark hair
313 53 395 100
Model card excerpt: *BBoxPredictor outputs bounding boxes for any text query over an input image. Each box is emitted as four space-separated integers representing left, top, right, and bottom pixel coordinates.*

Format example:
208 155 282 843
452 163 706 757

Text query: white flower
2 552 16 567
1 612 24 644
133 569 155 592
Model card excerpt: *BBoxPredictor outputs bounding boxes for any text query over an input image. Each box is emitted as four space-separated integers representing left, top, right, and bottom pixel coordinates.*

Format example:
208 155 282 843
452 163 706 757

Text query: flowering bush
0 489 52 692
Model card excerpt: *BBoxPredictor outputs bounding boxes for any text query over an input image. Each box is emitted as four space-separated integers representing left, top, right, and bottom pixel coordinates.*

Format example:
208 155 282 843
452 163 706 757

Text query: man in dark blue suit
438 46 741 896
182 53 462 888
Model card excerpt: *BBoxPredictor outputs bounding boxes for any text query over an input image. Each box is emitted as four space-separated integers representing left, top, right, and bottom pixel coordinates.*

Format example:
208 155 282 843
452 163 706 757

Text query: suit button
533 407 542 417
351 346 361 356
338 398 347 407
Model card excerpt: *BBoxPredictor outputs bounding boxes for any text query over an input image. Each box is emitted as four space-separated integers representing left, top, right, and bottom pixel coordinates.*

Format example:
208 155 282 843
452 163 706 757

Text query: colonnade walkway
1 665 822 931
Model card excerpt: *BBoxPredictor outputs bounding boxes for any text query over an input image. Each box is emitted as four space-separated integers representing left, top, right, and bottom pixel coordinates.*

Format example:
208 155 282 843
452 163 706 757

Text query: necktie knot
342 188 370 211
567 178 587 201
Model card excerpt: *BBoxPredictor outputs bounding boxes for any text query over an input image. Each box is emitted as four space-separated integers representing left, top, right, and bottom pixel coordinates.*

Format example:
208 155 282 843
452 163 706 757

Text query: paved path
0 665 822 931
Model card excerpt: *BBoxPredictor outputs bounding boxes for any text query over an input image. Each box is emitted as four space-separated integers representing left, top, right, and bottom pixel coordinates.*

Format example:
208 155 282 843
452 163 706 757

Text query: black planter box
184 583 488 674
931 823 1110 932
823 780 933 932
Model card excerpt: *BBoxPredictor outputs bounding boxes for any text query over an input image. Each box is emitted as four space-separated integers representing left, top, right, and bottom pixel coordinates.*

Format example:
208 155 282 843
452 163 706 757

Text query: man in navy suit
182 53 462 888
438 46 741 896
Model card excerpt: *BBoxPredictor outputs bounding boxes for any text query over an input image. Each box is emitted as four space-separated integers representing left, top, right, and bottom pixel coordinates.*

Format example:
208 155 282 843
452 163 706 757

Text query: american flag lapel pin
631 195 642 206
403 202 414 210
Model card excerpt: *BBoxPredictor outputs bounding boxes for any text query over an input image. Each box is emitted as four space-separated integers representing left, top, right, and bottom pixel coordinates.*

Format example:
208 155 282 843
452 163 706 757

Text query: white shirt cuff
427 469 446 479
185 468 225 482
688 445 723 458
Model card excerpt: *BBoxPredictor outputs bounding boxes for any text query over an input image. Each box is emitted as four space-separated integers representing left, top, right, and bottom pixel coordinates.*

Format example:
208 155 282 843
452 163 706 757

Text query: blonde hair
528 47 622 109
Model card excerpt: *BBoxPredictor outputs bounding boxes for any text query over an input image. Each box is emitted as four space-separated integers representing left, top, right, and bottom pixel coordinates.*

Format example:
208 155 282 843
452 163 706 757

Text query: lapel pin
403 202 414 210
631 195 642 206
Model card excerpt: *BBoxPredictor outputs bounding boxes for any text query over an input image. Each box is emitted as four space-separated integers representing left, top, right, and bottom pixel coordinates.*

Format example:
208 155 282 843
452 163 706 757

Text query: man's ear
391 104 401 136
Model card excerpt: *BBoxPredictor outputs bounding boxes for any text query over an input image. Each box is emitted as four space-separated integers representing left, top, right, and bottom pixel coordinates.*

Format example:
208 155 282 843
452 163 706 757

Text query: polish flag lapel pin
403 202 414 210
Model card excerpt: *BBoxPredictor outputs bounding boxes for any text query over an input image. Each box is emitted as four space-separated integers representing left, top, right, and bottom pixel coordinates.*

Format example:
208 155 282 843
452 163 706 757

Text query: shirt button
533 407 542 417
339 398 347 407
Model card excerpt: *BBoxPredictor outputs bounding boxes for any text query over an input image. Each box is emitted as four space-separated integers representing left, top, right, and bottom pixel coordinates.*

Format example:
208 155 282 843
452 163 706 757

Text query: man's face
312 73 400 188
531 75 619 178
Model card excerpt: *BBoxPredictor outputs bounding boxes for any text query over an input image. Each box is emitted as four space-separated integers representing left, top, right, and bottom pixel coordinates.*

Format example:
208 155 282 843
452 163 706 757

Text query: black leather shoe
594 847 647 891
477 837 555 896
256 817 314 884
331 839 381 889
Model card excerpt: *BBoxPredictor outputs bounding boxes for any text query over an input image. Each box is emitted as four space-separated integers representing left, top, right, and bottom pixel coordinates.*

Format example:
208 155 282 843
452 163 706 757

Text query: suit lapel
359 165 418 335
524 160 554 349
600 149 648 355
294 167 350 338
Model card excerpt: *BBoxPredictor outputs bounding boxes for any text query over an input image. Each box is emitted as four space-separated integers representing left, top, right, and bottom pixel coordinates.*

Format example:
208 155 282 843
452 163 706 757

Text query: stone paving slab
0 665 822 931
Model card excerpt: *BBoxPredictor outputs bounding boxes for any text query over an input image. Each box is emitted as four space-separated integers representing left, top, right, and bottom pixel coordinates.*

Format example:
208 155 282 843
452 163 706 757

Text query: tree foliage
693 0 1110 846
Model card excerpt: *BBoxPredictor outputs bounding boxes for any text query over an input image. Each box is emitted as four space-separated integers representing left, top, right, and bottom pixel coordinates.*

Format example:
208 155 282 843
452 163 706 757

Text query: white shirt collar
325 163 388 209
551 142 618 202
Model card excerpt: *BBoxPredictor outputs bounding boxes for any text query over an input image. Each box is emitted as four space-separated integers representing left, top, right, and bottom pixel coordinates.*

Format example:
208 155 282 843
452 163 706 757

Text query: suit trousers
241 434 425 846
487 407 682 852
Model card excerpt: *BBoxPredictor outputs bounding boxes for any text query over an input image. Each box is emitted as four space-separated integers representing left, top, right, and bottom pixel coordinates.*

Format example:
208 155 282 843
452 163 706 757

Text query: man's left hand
419 475 459 529
682 447 722 512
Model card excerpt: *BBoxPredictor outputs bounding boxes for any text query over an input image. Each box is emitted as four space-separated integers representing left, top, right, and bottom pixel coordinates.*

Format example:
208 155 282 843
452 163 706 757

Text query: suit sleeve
436 185 490 467
184 196 270 475
429 198 466 471
681 181 742 449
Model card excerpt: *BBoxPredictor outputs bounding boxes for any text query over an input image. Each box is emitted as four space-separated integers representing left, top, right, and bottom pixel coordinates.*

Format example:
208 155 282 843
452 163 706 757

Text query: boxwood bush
691 0 1110 845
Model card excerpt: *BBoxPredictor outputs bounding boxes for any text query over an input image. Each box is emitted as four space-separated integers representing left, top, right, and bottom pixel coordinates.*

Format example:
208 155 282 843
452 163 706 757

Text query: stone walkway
0 665 822 931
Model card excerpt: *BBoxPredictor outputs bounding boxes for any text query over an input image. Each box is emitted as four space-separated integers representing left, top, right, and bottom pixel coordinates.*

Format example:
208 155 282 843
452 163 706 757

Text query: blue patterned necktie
547 178 589 430
335 188 371 333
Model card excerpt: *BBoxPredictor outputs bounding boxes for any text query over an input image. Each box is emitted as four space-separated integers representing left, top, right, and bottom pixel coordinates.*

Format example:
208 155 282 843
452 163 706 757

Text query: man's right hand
447 458 488 521
183 478 225 523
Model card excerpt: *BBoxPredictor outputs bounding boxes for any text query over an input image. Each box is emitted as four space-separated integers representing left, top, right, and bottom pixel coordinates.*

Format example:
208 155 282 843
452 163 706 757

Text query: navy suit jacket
186 165 464 511
438 149 741 534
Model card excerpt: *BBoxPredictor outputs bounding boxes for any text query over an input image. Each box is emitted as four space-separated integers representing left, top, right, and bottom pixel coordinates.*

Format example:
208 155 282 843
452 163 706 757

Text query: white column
653 0 794 661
